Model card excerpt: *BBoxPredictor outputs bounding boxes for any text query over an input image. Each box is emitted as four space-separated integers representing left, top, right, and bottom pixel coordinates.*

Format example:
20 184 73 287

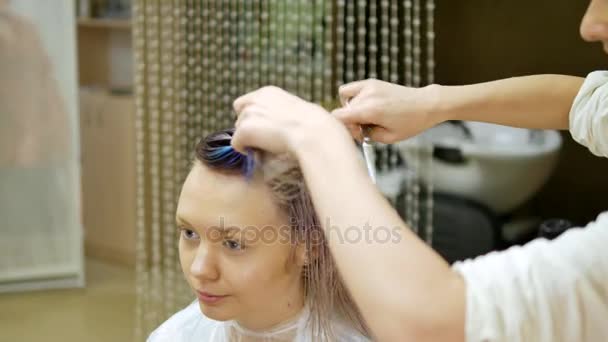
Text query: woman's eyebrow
175 216 195 227
175 217 243 235
219 226 243 238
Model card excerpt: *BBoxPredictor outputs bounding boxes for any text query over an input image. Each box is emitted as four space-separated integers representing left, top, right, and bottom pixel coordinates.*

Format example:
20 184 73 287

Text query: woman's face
176 162 306 330
581 0 608 54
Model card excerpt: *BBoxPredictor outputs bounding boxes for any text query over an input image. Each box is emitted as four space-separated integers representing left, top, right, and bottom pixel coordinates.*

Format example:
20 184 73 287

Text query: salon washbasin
394 121 562 214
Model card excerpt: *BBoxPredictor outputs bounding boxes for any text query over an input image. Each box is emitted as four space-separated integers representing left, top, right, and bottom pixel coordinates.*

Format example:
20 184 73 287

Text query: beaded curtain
132 0 435 338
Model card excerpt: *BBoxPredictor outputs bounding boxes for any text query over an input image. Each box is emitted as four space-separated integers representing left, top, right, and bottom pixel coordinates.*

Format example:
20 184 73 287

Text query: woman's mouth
196 290 229 305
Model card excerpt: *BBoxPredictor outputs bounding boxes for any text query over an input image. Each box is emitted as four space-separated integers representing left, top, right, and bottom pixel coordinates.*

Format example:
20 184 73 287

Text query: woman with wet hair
148 128 370 341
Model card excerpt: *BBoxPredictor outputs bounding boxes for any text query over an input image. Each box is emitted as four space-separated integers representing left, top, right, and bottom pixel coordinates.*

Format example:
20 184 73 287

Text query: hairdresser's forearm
293 130 465 342
437 74 584 129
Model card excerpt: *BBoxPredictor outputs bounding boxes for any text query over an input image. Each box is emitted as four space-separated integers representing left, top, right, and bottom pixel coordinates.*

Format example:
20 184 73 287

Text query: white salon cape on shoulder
453 70 608 342
147 300 370 342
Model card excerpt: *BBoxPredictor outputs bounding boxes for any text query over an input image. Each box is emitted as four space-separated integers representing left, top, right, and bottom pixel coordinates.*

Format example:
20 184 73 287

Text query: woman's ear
294 243 309 267
295 242 320 267
291 229 322 267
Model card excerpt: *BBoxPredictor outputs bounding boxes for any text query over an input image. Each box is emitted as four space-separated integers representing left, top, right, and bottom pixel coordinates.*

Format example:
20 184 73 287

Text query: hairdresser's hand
232 86 350 156
332 79 444 143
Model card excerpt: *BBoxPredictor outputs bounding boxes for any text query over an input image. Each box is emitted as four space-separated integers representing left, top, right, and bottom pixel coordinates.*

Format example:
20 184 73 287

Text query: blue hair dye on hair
243 148 255 180
196 128 256 180
207 146 237 167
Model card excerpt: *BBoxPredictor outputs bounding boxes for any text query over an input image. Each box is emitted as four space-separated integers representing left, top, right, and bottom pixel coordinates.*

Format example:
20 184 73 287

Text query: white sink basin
395 122 562 214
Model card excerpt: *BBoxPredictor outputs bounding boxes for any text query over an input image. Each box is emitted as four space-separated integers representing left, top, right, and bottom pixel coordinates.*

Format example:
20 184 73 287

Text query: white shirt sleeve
569 71 608 158
453 71 608 342
453 212 608 342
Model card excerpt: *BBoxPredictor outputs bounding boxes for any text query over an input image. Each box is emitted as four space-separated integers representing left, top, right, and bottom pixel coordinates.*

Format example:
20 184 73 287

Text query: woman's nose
580 0 608 43
190 245 220 281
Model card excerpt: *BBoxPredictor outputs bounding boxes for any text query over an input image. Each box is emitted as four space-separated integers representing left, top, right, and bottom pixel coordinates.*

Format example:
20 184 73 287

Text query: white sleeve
569 70 608 158
452 212 608 342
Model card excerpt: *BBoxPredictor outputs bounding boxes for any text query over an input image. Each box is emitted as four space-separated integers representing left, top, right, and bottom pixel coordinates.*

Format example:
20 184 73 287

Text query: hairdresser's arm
333 75 584 143
232 87 465 342
294 130 465 342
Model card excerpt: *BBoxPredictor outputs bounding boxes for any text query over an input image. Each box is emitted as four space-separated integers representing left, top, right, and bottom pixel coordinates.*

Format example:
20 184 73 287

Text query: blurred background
0 0 605 341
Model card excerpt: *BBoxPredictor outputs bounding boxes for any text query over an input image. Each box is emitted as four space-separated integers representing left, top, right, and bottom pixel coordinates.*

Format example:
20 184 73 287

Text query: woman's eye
181 229 200 240
223 239 244 251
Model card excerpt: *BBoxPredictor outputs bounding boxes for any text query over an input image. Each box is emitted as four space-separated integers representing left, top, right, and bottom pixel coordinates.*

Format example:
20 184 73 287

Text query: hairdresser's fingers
331 103 378 126
233 87 274 114
345 123 364 142
345 123 393 144
338 80 369 106
367 126 397 144
234 104 267 128
233 89 261 114
233 86 295 114
232 116 283 155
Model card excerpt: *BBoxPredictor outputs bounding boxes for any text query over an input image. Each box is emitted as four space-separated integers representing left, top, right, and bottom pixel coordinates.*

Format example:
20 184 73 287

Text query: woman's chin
197 301 234 321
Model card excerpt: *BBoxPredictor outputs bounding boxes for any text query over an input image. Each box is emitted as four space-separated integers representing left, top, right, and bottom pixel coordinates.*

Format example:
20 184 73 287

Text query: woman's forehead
177 163 288 229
